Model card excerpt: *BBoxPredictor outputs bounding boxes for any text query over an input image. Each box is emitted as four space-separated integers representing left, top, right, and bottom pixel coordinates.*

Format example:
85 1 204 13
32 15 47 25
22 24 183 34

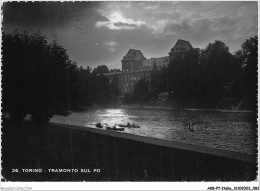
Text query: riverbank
2 120 257 181
91 104 256 113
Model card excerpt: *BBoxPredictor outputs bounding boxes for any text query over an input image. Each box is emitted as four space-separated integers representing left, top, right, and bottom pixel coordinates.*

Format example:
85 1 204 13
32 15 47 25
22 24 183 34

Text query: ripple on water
50 108 257 155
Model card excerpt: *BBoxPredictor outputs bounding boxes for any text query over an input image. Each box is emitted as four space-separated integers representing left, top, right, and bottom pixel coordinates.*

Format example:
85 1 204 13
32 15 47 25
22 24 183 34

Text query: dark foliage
168 48 200 107
167 38 257 110
2 31 113 123
232 36 258 110
123 94 135 104
2 30 257 122
109 74 120 98
2 31 75 122
150 64 168 95
133 79 148 96
109 69 121 73
92 65 109 75
133 79 150 103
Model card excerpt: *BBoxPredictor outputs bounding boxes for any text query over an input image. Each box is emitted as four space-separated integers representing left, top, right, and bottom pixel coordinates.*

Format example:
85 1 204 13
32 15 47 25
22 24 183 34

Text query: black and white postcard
1 1 258 190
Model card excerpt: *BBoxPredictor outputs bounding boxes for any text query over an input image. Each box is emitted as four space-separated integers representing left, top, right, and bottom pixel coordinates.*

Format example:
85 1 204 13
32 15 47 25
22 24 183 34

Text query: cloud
144 4 159 10
95 12 146 30
103 41 118 52
3 1 257 69
94 1 257 40
2 2 100 29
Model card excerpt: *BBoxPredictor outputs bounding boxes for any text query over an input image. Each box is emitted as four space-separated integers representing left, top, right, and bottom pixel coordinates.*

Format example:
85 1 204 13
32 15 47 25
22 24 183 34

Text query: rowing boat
106 124 125 131
118 123 140 128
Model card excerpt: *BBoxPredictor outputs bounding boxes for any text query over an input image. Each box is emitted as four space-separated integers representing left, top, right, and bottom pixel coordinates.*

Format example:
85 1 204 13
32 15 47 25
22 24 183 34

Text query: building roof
122 49 146 61
169 39 193 54
137 56 169 71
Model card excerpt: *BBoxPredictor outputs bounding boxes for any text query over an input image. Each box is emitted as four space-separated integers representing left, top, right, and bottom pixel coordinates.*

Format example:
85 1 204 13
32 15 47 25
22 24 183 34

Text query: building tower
121 49 146 72
168 39 193 62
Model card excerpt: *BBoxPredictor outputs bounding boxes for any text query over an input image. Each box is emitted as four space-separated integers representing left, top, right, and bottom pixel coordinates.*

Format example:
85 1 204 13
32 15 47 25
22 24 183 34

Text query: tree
133 79 148 96
157 65 168 93
109 74 120 98
168 48 200 106
95 74 110 104
198 40 233 106
2 31 30 121
109 69 121 73
150 63 159 94
181 48 200 106
76 66 92 108
92 65 109 75
233 36 258 110
199 40 233 82
2 31 77 122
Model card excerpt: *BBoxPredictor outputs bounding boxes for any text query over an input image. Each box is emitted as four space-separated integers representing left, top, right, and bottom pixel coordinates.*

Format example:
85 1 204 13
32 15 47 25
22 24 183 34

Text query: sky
2 1 258 70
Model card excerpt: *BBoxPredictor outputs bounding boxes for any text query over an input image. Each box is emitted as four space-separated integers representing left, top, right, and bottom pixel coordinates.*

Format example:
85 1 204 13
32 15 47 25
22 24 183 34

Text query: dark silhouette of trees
168 48 200 107
109 74 120 98
72 65 112 107
167 38 257 110
92 65 109 75
232 36 258 110
133 79 148 96
2 31 79 122
2 31 29 121
3 30 256 115
150 64 168 95
95 74 110 104
89 66 111 104
157 65 168 93
124 79 149 104
133 79 149 103
198 40 233 107
150 63 159 95
2 31 116 123
76 66 92 109
109 69 121 73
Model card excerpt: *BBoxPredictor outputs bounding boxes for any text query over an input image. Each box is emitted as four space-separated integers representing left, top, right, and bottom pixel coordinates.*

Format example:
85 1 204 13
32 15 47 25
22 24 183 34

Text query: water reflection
96 109 132 125
50 108 257 155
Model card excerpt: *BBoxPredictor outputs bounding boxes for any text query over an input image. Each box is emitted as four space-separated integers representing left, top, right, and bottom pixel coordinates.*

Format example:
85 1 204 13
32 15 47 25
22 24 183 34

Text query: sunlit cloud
95 1 257 38
3 1 257 68
96 12 146 30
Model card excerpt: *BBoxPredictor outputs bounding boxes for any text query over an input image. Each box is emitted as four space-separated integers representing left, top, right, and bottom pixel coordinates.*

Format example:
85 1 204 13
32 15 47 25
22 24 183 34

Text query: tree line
2 31 257 123
124 36 257 111
2 31 118 123
167 37 257 110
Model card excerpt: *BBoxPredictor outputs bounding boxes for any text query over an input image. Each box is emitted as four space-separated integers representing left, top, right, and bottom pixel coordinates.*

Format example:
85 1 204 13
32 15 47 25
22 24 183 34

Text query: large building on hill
104 39 193 95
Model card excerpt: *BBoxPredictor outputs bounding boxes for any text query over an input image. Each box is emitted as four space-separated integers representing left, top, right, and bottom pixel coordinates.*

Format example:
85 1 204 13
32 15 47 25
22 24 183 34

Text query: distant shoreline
184 108 256 113
98 104 256 113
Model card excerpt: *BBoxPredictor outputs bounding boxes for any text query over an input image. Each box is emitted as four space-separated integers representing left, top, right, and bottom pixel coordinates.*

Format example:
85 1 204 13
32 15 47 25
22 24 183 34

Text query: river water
50 108 257 155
